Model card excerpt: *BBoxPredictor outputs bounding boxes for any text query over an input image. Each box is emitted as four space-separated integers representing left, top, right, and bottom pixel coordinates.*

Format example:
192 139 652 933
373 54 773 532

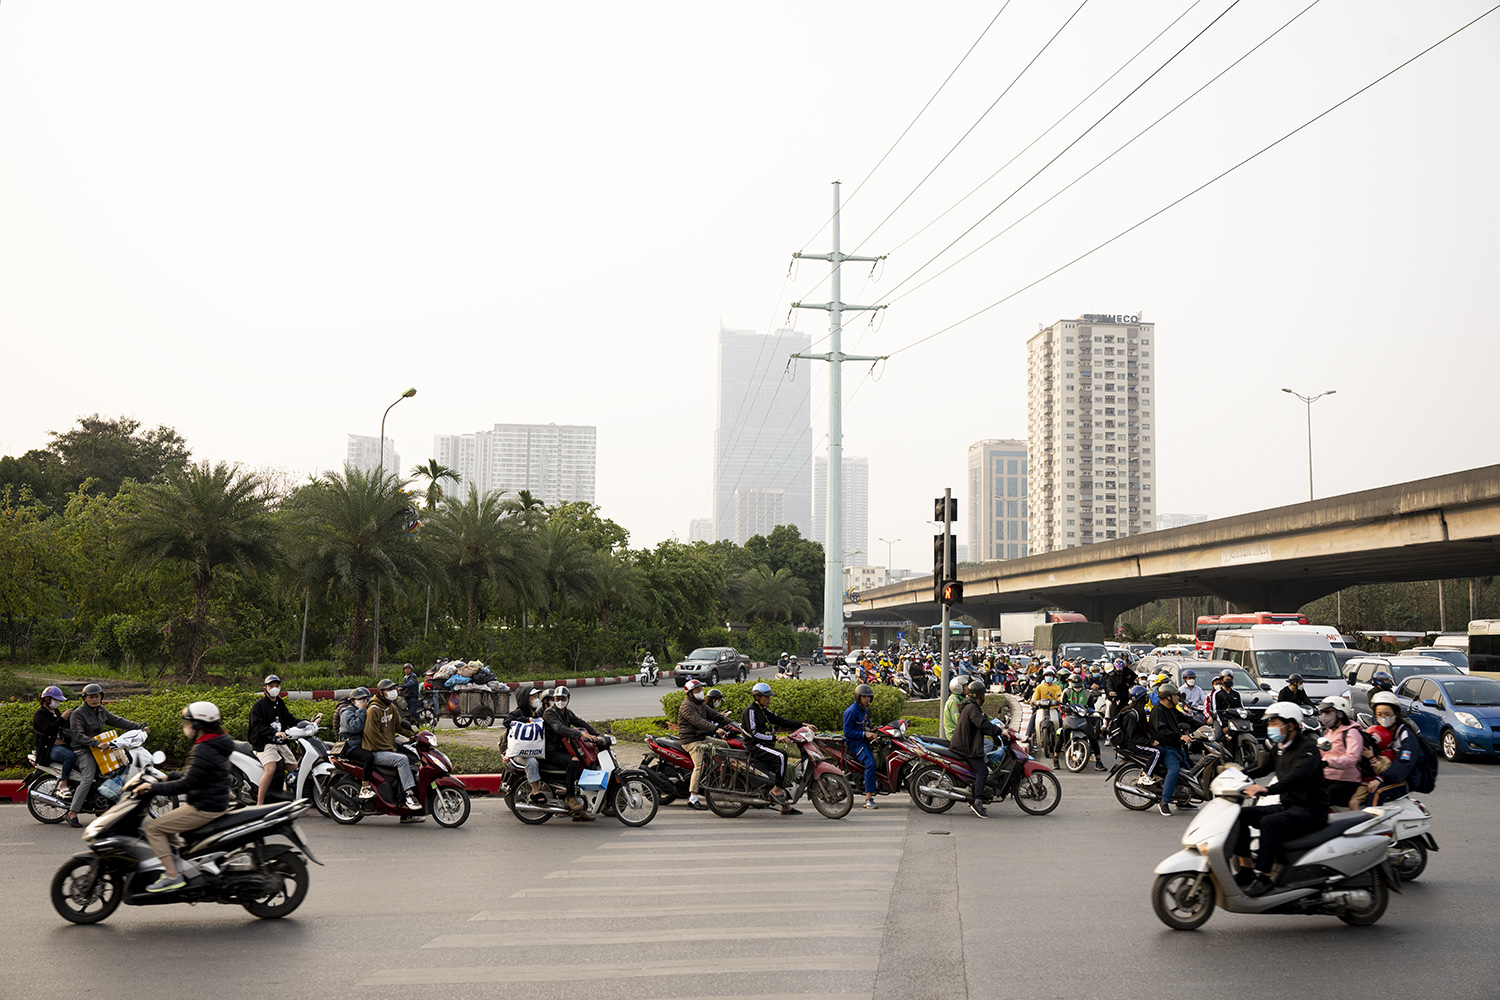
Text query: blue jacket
843 702 872 744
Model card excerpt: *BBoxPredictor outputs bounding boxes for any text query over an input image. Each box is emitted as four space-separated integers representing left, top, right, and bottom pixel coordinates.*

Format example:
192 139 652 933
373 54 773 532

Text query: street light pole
373 388 417 671
878 537 901 579
1280 388 1336 501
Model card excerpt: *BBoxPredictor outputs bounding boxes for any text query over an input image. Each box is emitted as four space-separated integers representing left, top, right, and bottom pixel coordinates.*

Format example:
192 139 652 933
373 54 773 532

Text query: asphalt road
3 752 1497 1000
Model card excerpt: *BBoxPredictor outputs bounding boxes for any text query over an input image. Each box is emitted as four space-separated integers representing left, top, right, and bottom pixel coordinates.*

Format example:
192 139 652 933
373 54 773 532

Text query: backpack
1401 722 1439 794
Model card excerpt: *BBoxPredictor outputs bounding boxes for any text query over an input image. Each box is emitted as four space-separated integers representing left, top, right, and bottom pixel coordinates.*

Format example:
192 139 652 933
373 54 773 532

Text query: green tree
733 564 813 625
48 413 191 497
501 489 549 528
547 501 630 554
535 521 602 619
410 459 461 512
0 487 65 660
423 488 539 631
115 462 281 678
594 552 645 633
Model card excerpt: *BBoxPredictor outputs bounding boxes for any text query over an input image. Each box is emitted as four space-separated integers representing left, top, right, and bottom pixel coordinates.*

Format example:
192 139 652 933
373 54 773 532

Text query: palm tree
734 564 813 624
116 461 281 678
411 459 460 512
294 467 431 669
594 552 646 633
535 520 602 619
423 487 540 631
501 489 548 528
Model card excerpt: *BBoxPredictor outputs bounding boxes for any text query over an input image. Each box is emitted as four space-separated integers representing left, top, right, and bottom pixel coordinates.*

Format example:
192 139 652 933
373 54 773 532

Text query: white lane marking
546 863 898 879
424 926 884 948
511 881 894 898
360 955 871 985
569 848 903 863
597 836 904 849
469 900 887 920
0 842 38 847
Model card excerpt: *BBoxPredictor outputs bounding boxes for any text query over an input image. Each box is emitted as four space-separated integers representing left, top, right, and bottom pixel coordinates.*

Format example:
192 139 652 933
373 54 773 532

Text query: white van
1274 623 1347 648
1210 626 1349 701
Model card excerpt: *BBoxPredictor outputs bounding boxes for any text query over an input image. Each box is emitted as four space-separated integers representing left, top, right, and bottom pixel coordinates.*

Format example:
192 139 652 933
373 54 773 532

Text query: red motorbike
326 731 472 827
907 725 1062 816
813 719 928 797
638 727 746 805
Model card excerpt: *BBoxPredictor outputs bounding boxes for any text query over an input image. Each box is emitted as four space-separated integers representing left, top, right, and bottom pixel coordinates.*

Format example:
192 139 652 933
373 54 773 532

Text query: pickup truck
674 647 751 687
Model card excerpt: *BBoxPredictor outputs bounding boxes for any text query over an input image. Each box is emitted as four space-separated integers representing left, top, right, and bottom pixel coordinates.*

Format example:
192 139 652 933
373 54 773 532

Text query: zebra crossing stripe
359 955 872 985
545 863 898 878
423 925 884 948
511 882 894 898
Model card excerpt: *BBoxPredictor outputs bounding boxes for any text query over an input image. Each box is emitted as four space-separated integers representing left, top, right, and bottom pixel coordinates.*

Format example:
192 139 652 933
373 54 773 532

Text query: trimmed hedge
659 679 907 733
603 716 674 743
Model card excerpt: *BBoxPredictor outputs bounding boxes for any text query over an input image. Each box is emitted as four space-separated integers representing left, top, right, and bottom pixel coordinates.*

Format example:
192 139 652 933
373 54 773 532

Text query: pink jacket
1321 722 1362 782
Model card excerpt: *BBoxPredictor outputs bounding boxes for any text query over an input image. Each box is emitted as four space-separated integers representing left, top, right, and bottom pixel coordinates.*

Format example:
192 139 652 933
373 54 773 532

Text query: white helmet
1369 691 1401 713
1318 695 1351 716
183 701 221 723
949 676 966 694
1262 701 1305 724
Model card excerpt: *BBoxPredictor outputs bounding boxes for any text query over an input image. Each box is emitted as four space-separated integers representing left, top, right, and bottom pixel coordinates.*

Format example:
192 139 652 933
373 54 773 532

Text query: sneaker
65 815 82 828
1093 761 1106 772
403 795 420 811
862 798 879 810
1158 802 1173 816
969 802 988 818
358 782 375 800
687 799 709 811
779 806 802 816
1243 875 1275 897
146 872 186 893
400 815 426 824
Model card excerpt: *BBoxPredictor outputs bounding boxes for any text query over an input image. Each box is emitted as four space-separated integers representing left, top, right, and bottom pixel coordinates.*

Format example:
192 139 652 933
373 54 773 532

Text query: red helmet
683 679 705 699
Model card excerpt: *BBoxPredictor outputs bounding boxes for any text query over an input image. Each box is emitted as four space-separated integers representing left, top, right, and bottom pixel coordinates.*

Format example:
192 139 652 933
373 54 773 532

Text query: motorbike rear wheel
1151 872 1214 930
1112 764 1155 811
1390 838 1428 882
705 788 749 818
51 860 124 924
326 774 365 825
1014 769 1062 816
242 854 309 919
1236 735 1259 769
429 785 471 828
1337 872 1390 926
27 775 67 824
505 782 554 824
908 765 958 814
1063 737 1089 773
612 776 659 827
809 772 854 819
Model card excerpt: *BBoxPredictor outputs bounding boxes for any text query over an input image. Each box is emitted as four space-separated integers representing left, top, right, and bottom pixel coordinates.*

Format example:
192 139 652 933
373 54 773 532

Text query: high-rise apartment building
433 423 596 505
1157 512 1207 531
1027 314 1156 551
714 327 812 544
687 518 715 543
733 488 786 544
813 454 869 560
346 435 400 480
966 439 1029 562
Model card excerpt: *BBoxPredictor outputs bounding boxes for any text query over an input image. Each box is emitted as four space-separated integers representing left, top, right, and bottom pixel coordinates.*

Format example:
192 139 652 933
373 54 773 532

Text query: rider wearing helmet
1029 669 1063 753
542 685 605 820
1062 672 1106 771
33 685 76 801
677 679 733 811
338 686 378 799
504 687 548 804
1179 669 1207 715
705 687 727 712
742 682 803 814
952 680 1005 818
843 684 881 810
943 675 968 740
1148 683 1195 816
1368 671 1395 695
1362 691 1420 807
365 678 424 819
1239 701 1332 896
1317 695 1362 807
1210 669 1243 724
66 682 146 827
1278 673 1313 707
249 674 308 806
136 701 233 893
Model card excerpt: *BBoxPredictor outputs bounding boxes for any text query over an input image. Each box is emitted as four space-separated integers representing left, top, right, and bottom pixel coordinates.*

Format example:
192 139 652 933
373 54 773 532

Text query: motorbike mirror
151 750 166 765
1260 683 1272 691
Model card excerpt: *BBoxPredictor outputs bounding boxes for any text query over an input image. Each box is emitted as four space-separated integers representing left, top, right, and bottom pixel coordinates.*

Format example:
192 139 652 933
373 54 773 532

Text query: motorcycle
832 661 857 683
814 719 927 797
1060 702 1104 773
1220 708 1261 768
50 769 319 924
699 724 854 820
1107 726 1234 811
1369 796 1438 882
775 661 803 680
638 657 661 687
25 729 176 825
502 733 659 827
1033 699 1061 763
225 720 335 816
908 725 1062 816
637 728 747 805
325 731 472 827
1150 766 1400 930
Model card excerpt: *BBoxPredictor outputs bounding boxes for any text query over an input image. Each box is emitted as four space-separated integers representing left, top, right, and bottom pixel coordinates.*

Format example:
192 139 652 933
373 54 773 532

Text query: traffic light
933 497 958 523
933 533 956 601
941 580 964 606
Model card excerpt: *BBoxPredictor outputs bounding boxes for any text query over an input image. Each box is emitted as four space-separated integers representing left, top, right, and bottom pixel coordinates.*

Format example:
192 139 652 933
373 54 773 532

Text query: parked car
1403 646 1471 673
673 647 751 687
1345 656 1466 715
1394 673 1500 761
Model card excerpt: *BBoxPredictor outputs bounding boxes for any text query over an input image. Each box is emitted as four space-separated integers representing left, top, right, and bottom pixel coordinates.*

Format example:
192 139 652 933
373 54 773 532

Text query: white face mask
1375 713 1396 727
265 687 281 699
384 689 399 700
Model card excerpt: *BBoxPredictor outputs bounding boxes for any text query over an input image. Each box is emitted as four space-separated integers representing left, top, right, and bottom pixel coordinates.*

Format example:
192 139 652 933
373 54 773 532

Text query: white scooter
25 729 174 824
227 719 334 815
1151 766 1401 930
637 656 660 687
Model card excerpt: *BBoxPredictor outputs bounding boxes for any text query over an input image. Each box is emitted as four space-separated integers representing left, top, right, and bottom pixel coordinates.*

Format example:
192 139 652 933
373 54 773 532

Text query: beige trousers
143 804 225 865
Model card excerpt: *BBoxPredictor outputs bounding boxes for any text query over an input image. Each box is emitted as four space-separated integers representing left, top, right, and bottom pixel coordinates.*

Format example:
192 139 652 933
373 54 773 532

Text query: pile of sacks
431 658 500 690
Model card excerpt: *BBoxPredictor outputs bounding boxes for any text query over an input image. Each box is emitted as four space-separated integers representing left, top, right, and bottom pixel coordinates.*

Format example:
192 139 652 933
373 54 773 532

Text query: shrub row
658 678 907 733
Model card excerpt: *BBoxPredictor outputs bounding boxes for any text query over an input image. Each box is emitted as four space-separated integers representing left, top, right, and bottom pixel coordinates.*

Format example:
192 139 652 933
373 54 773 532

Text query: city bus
1195 612 1310 652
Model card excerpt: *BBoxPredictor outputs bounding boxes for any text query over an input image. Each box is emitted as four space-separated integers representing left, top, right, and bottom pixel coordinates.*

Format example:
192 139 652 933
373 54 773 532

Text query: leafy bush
0 669 37 702
659 679 906 733
602 716 673 743
435 742 508 775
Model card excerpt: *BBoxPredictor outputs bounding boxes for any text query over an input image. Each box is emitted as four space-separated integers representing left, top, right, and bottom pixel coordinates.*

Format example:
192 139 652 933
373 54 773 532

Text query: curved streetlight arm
378 388 418 476
1281 386 1336 501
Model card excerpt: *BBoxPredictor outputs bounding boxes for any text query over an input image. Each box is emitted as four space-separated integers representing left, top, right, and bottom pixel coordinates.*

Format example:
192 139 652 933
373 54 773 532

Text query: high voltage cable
881 0 1325 311
884 0 1500 358
869 0 1246 307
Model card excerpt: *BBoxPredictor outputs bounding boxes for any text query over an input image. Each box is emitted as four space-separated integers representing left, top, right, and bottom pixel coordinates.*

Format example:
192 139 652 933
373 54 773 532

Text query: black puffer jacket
1247 728 1329 811
152 733 234 813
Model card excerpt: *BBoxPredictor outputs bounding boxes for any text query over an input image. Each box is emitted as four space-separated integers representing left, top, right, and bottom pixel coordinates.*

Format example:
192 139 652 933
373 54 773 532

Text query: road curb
0 779 23 803
0 775 511 804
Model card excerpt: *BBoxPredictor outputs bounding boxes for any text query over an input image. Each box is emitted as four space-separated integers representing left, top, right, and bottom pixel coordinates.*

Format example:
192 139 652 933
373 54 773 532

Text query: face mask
1267 726 1286 744
1375 714 1396 727
1319 711 1336 722
385 689 399 700
690 690 705 701
265 687 281 699
1185 679 1195 687
354 700 368 709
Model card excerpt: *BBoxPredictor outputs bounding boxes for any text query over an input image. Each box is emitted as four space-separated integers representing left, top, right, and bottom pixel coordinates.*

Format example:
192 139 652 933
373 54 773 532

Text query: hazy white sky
4 2 1497 573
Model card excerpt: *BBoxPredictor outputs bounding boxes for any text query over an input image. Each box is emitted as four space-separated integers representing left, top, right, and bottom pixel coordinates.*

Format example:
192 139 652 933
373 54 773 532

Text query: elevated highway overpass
848 464 1500 629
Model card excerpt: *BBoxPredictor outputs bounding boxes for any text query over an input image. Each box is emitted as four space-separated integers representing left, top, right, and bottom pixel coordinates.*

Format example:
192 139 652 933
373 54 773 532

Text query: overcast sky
3 2 1497 573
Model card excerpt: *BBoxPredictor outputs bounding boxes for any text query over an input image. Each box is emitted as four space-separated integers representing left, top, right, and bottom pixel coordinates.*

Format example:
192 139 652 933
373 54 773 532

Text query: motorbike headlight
430 752 452 773
1454 712 1482 730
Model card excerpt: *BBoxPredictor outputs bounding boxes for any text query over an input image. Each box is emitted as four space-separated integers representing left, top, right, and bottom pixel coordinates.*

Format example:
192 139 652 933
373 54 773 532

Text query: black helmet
350 686 372 701
706 687 725 710
263 674 282 686
1370 671 1394 692
82 683 103 697
377 678 398 691
854 683 874 699
1288 674 1304 685
965 680 986 698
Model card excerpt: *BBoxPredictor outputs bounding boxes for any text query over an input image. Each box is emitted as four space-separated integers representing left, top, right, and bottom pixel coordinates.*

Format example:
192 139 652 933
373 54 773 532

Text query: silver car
673 647 750 687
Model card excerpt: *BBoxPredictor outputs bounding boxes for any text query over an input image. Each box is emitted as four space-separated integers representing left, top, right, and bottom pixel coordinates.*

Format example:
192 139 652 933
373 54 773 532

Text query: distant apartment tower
714 327 813 544
966 439 1029 562
1157 512 1208 531
734 488 786 544
433 423 597 505
346 435 400 480
687 518 715 543
813 454 869 560
1027 314 1157 551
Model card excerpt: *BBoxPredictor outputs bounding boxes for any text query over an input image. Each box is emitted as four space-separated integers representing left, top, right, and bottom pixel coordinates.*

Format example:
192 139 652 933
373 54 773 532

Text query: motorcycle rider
134 701 233 893
33 685 77 801
1318 695 1363 809
1211 669 1243 721
337 687 378 800
543 685 606 820
677 679 732 812
1277 673 1314 708
248 675 307 806
1363 691 1421 806
398 663 423 720
1149 682 1195 817
67 682 147 828
844 683 881 809
640 652 658 682
742 682 804 815
504 687 548 804
1105 660 1134 721
1030 668 1063 760
954 680 1006 818
1062 673 1106 771
364 678 425 821
1179 670 1207 716
1239 701 1332 896
942 675 967 739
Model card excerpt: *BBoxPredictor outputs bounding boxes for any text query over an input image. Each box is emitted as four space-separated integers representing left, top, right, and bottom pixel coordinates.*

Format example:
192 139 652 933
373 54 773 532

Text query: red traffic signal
941 580 963 605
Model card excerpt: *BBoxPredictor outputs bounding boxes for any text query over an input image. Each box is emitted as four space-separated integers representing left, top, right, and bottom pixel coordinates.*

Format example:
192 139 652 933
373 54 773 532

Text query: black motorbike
1106 726 1233 811
1220 708 1261 768
50 770 318 924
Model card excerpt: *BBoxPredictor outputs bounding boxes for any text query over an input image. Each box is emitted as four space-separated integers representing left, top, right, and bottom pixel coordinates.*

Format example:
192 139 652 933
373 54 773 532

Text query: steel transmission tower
791 181 889 660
